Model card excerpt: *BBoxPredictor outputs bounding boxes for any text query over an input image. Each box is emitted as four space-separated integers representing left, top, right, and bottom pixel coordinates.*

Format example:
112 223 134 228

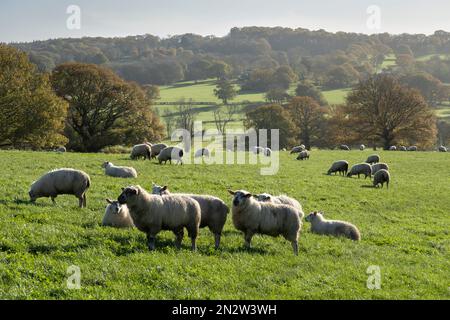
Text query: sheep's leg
147 234 156 251
82 194 87 208
214 233 221 249
51 196 56 205
174 229 184 249
244 230 254 249
291 241 299 256
190 237 197 252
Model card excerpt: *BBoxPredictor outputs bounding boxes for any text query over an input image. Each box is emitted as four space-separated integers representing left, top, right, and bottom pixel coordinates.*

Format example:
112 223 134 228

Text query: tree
265 88 289 104
174 100 198 136
142 84 160 101
213 105 240 134
244 104 295 148
0 45 68 149
324 64 360 89
437 120 450 146
295 81 327 105
346 75 437 149
213 79 237 104
51 63 164 152
399 72 446 107
287 97 328 149
209 60 231 79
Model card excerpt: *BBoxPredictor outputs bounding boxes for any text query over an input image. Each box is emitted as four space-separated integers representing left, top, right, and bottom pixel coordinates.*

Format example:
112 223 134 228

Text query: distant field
0 150 448 299
416 54 450 62
381 54 397 69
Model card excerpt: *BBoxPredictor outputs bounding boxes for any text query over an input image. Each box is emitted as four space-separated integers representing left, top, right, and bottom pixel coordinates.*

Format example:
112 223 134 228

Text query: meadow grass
0 149 448 299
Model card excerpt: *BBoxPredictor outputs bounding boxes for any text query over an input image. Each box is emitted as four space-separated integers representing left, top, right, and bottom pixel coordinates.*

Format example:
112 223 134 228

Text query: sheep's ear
161 186 168 191
121 187 125 191
245 193 252 198
227 190 235 195
106 199 113 204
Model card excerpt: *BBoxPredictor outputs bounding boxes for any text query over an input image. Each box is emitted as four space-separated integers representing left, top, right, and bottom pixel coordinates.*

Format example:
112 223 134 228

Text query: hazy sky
1 0 449 43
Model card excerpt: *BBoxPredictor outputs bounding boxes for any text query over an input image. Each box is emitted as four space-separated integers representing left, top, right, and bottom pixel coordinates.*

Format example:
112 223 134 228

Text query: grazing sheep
399 146 407 151
102 199 134 228
290 145 305 154
339 144 350 151
373 169 390 189
252 146 265 154
254 193 304 219
438 146 447 152
347 163 372 179
102 161 137 178
228 190 302 255
130 144 152 160
407 146 418 151
56 146 66 153
327 160 349 176
118 186 201 251
296 150 310 160
389 146 397 151
151 183 229 249
195 148 210 158
157 146 184 165
365 154 380 164
29 168 90 208
149 143 168 159
371 163 389 175
359 144 365 151
305 211 360 241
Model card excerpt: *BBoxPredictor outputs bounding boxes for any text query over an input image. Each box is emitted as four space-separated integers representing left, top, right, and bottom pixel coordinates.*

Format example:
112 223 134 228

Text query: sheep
296 150 310 160
339 144 350 151
29 168 90 208
373 169 390 189
195 148 210 158
399 146 407 151
407 146 418 151
290 145 305 154
347 163 372 179
252 146 265 154
365 154 380 164
305 211 360 241
151 183 229 249
282 148 287 152
102 199 134 228
157 146 184 165
389 146 397 151
149 143 168 159
327 160 349 176
130 144 152 160
264 147 272 157
118 186 201 251
371 163 389 175
254 193 304 219
228 190 302 255
102 161 137 178
56 146 66 153
359 144 365 151
438 146 447 152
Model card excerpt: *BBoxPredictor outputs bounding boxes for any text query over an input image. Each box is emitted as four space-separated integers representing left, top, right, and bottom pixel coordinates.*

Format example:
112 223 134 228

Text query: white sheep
102 161 137 178
365 154 380 164
327 160 349 176
290 145 305 154
389 146 397 151
296 150 310 160
195 148 210 158
305 211 361 241
407 146 418 151
151 183 229 249
29 168 90 208
228 190 302 255
254 193 304 219
373 169 390 188
102 199 134 228
157 146 184 165
347 163 372 179
359 144 365 151
399 146 407 151
438 146 447 152
56 146 66 153
130 144 152 160
118 186 201 251
371 163 389 175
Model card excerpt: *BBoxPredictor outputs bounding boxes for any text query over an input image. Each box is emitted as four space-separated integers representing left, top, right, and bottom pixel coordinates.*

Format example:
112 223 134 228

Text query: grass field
0 150 449 299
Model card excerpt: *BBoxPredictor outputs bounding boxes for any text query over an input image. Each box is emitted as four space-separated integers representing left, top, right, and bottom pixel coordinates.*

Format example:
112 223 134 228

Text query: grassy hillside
0 150 448 299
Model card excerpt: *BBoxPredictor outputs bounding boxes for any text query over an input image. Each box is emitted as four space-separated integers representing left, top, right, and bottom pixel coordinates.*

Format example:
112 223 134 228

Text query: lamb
347 163 372 179
305 211 360 241
264 147 272 157
373 169 390 189
290 145 305 154
438 145 447 152
389 146 397 151
130 144 152 160
359 144 365 151
407 146 418 151
365 154 380 164
195 148 210 158
157 146 184 165
371 163 389 175
118 186 201 251
252 146 265 154
399 146 407 151
339 144 350 151
327 160 349 176
228 190 302 255
254 193 304 219
29 168 90 208
102 199 134 228
296 150 310 160
151 183 229 249
149 143 168 159
102 161 137 178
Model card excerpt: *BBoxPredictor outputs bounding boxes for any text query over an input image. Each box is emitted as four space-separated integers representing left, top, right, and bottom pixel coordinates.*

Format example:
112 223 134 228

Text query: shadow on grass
360 185 375 188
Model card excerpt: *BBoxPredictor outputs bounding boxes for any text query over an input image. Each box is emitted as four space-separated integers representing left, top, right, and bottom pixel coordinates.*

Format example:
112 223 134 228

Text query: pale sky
1 0 449 43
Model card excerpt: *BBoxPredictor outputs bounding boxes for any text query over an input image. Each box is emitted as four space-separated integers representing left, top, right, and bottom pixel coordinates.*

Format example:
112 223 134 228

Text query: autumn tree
0 45 68 149
346 75 437 149
142 84 160 101
287 97 328 149
295 81 327 105
51 63 164 152
399 72 447 107
265 88 289 104
214 79 237 104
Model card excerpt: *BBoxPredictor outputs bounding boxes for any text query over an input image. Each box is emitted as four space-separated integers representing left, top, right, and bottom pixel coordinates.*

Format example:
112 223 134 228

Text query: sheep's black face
29 190 36 202
229 190 252 207
118 187 139 204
